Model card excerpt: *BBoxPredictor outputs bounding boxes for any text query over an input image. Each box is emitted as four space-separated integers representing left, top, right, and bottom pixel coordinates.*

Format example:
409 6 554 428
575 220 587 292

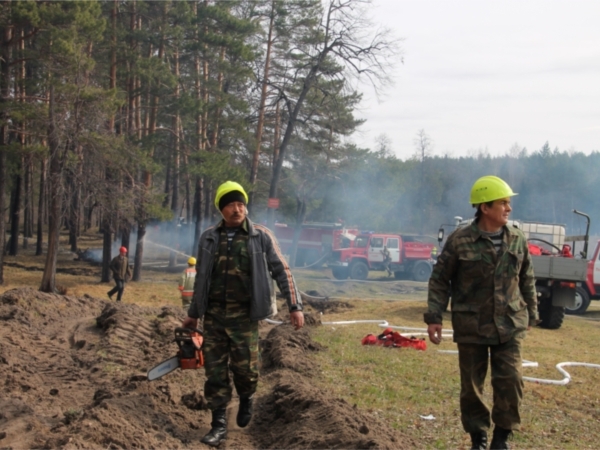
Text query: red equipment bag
361 328 427 351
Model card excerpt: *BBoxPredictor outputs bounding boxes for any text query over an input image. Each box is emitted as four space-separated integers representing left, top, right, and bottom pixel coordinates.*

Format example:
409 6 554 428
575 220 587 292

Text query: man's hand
182 317 198 330
427 323 443 345
290 311 304 330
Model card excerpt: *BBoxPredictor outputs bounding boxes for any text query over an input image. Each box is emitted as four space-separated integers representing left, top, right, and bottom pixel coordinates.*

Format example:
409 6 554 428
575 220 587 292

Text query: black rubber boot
201 408 227 447
490 427 512 450
470 431 488 450
236 396 253 428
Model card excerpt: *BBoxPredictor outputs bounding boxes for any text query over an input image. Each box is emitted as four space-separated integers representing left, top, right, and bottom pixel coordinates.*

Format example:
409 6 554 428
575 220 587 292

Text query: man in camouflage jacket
107 246 132 302
424 176 537 450
182 181 304 447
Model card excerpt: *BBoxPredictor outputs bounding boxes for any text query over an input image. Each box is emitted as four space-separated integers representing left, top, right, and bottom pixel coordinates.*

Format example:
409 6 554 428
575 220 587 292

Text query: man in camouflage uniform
182 181 304 447
424 175 537 450
107 246 132 302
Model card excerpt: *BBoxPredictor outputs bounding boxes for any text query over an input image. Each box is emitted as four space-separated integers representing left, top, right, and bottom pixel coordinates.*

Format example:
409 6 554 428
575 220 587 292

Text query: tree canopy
0 0 598 291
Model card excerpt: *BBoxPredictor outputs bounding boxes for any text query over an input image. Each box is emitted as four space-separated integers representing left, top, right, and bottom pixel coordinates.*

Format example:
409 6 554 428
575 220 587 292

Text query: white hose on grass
523 362 600 386
267 316 600 386
322 319 389 326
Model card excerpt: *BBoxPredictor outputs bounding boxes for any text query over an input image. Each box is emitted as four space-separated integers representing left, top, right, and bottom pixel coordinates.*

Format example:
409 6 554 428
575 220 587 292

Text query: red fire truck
273 222 359 267
327 232 435 281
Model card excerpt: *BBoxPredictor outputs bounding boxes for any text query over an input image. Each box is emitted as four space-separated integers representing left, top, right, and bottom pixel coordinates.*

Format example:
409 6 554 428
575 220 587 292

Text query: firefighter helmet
214 181 248 210
469 176 517 205
188 257 197 266
119 246 127 254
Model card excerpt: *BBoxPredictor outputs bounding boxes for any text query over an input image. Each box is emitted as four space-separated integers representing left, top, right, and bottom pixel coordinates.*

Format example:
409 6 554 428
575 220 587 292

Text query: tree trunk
0 146 5 282
19 30 33 247
8 171 22 256
109 0 117 133
36 157 46 256
192 176 203 256
101 217 111 283
209 47 225 149
169 47 181 268
267 100 281 227
132 223 145 281
0 6 12 282
40 86 62 293
249 0 275 212
68 167 81 252
192 3 203 256
23 155 34 246
204 184 212 229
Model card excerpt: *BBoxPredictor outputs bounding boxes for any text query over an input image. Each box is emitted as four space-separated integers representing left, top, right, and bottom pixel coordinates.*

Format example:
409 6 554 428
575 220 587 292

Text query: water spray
145 239 193 258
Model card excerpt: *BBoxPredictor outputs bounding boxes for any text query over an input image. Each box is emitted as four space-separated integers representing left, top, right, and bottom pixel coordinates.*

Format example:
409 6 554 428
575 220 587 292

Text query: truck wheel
350 261 369 280
412 261 432 282
565 286 591 315
331 267 349 280
538 305 565 329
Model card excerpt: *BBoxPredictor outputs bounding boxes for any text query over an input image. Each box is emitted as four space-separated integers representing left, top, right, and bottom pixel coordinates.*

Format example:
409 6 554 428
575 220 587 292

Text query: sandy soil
0 287 418 449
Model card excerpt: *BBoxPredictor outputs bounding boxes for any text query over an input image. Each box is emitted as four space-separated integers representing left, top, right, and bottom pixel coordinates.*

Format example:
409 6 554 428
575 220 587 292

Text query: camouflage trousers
457 337 524 433
202 308 259 411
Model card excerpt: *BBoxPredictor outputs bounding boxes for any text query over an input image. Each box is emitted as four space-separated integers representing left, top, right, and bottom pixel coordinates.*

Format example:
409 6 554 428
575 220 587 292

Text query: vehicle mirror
437 228 444 244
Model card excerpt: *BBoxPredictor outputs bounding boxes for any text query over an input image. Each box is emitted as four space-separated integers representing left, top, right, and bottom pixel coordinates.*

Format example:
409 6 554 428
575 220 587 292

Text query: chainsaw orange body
147 328 204 380
175 327 204 369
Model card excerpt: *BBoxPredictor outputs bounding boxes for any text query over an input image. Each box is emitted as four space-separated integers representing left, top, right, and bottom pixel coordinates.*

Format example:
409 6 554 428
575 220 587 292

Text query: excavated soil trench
0 287 418 449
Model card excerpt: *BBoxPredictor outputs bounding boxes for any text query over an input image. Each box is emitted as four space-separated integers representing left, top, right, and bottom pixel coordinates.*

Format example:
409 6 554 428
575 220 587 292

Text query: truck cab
328 233 434 281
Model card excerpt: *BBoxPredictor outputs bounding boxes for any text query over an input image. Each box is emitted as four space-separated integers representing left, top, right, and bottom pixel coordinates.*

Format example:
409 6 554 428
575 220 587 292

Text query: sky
352 0 600 160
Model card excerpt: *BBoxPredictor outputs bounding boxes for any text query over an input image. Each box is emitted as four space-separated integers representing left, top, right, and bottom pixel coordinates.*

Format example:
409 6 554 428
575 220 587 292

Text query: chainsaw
147 327 204 381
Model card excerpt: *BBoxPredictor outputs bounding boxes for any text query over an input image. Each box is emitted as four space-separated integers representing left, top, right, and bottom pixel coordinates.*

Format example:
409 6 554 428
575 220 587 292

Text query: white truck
437 210 590 330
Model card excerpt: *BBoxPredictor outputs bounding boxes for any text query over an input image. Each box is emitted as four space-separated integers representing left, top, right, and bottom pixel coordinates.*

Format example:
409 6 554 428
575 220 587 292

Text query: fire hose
265 317 600 385
292 251 333 270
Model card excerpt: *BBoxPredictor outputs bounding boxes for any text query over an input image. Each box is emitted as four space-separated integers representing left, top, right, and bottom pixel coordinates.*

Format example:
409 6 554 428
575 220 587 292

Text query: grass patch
311 299 600 449
0 235 184 308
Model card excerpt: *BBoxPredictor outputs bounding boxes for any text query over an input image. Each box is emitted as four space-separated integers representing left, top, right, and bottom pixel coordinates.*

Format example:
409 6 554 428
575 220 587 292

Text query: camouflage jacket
207 226 253 306
188 218 302 321
424 222 537 344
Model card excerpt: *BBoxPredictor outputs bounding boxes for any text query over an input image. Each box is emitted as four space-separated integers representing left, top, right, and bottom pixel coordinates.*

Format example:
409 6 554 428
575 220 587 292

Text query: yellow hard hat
470 175 517 205
188 257 197 265
214 181 248 210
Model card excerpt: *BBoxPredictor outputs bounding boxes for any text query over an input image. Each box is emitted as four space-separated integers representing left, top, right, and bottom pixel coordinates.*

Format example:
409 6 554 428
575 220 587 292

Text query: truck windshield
355 236 369 248
370 237 383 248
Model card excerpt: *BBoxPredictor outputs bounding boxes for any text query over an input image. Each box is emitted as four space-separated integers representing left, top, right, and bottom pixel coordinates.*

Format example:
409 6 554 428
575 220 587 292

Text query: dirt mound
250 371 419 449
304 297 354 314
0 287 418 449
261 324 325 376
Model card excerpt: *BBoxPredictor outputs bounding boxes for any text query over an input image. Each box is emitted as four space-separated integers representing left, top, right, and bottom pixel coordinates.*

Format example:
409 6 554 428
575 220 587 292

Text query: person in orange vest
178 257 197 308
